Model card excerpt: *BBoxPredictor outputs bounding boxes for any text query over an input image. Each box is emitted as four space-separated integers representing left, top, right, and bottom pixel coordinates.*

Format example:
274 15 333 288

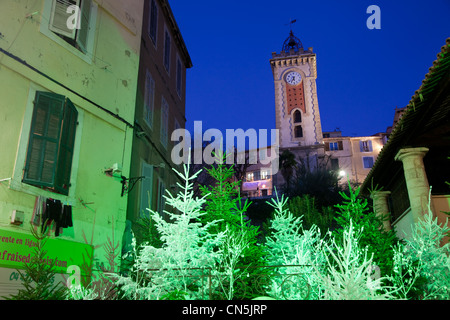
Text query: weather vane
286 18 297 32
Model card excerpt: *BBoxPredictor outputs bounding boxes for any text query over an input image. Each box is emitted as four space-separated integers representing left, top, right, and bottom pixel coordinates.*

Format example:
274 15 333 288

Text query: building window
160 97 169 148
293 110 302 123
176 57 182 97
363 156 374 169
49 0 93 53
331 158 339 171
140 162 154 217
23 91 78 196
294 125 303 138
328 141 343 151
157 178 165 215
261 169 269 180
246 172 254 182
148 0 158 45
360 140 373 152
144 70 155 128
164 28 171 73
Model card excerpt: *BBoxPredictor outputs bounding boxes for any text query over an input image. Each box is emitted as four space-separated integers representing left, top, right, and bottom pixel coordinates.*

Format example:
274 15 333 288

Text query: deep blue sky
169 0 450 140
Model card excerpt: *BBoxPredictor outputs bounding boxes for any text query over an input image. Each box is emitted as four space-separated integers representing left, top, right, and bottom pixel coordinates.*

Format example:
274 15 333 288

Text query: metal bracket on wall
120 176 145 197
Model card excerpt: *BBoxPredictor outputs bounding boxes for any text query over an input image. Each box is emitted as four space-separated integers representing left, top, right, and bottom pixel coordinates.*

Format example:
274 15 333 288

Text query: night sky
169 0 450 143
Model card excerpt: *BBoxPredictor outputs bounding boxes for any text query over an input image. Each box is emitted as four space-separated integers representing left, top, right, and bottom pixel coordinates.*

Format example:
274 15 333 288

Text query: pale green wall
0 0 144 275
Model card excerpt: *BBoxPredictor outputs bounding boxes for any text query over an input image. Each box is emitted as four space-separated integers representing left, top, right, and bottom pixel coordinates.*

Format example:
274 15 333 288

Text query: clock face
286 71 301 85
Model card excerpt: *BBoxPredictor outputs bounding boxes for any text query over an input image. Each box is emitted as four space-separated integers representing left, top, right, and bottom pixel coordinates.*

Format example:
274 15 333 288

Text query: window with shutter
164 29 171 72
54 98 78 193
160 97 169 148
144 70 155 128
157 179 165 215
360 140 373 152
363 156 374 169
23 91 78 196
49 0 80 39
48 0 92 54
75 0 92 53
140 163 154 217
148 0 158 45
176 57 182 97
331 158 339 171
329 142 338 151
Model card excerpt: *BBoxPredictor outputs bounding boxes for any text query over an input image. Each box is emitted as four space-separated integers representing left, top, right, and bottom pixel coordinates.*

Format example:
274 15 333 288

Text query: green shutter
76 0 91 53
23 92 78 196
23 91 65 188
54 98 78 195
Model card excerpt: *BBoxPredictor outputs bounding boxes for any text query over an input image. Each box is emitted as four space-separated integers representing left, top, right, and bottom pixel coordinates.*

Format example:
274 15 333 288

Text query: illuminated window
246 172 254 182
23 91 78 195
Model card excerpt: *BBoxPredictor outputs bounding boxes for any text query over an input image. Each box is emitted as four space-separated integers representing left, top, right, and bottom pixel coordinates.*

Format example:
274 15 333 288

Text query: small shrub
388 206 450 300
5 225 67 300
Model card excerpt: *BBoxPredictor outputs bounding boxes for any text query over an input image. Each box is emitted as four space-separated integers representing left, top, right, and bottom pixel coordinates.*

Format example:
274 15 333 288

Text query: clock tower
270 30 325 171
270 30 324 148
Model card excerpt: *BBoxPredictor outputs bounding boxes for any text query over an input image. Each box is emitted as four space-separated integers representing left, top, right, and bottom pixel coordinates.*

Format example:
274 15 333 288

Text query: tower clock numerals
285 71 301 85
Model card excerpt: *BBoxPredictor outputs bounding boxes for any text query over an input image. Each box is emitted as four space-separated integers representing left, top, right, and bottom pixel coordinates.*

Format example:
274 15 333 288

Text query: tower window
293 110 302 123
294 125 303 138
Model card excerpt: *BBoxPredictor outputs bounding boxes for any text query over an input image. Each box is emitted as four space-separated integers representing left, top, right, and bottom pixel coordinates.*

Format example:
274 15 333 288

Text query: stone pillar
395 147 431 222
370 190 392 231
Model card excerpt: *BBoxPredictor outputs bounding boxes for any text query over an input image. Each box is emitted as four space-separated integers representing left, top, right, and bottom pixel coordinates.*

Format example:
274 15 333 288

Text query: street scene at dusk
0 0 449 310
